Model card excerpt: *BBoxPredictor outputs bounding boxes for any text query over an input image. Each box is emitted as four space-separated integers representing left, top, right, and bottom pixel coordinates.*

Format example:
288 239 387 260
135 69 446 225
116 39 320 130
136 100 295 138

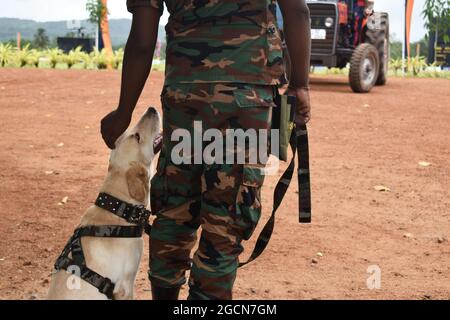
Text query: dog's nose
146 107 157 116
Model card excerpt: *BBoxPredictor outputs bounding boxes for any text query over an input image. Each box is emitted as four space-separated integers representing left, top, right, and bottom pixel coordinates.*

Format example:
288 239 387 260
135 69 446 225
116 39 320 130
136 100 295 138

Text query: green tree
86 0 107 26
86 0 113 65
33 28 50 49
422 0 450 43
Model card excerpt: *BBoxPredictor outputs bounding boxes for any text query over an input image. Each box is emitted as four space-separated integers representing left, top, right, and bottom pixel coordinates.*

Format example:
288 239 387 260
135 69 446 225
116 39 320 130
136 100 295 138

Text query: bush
65 47 90 69
113 48 124 70
89 48 115 69
16 45 42 68
0 43 14 67
388 57 450 78
45 48 64 68
0 44 171 72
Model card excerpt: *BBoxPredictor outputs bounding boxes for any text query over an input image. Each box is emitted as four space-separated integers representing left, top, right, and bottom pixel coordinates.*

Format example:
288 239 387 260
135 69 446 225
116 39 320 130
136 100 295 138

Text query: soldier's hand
100 109 132 149
287 86 311 126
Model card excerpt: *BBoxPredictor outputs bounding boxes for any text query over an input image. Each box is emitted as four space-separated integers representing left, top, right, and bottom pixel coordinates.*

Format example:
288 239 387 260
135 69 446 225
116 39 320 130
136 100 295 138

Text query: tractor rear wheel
349 43 380 93
365 12 390 85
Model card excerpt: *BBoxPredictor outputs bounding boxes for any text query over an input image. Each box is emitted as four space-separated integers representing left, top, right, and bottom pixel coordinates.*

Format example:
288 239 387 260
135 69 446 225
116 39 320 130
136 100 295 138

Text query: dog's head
108 107 162 203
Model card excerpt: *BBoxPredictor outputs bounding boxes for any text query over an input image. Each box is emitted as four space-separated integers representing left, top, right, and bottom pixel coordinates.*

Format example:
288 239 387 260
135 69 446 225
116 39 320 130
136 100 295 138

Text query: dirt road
0 69 449 300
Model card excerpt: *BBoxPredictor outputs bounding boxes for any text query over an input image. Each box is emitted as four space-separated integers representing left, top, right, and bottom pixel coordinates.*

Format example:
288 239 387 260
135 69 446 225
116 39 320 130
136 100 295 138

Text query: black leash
297 123 312 223
239 97 311 268
53 193 152 299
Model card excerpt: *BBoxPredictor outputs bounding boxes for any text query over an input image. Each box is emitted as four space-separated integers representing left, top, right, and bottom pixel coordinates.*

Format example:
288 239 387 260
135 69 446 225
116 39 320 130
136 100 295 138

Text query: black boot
151 284 181 300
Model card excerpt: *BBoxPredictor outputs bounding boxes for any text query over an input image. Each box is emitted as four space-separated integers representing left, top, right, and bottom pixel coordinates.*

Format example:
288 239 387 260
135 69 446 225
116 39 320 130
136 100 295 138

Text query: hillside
0 18 166 46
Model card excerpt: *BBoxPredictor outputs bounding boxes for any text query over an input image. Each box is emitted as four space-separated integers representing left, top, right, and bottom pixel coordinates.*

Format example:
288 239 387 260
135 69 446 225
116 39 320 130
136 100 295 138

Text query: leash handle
286 95 312 223
296 124 312 223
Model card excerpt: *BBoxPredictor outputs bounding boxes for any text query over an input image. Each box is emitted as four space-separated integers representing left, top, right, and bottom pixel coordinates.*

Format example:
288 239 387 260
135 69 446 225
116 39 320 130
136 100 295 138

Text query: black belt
239 121 312 267
53 193 152 299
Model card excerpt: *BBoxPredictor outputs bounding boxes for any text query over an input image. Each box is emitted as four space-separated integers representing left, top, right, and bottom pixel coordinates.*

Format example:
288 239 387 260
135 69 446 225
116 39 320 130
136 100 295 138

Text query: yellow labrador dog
48 107 161 300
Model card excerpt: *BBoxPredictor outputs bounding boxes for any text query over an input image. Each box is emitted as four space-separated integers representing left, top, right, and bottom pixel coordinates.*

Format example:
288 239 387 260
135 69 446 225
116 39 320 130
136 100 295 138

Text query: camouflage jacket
127 0 284 85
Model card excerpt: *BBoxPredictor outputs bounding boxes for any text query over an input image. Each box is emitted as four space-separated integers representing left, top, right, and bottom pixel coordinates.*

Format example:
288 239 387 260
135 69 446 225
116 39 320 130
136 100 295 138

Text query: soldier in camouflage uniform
101 0 311 300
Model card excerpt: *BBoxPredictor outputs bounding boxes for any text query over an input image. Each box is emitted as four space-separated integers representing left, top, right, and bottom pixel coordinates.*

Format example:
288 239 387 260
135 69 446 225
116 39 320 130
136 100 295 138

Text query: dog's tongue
153 133 163 154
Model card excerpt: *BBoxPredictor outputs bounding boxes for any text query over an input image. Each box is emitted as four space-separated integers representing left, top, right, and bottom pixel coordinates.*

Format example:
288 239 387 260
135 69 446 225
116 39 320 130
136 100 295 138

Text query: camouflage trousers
149 82 276 300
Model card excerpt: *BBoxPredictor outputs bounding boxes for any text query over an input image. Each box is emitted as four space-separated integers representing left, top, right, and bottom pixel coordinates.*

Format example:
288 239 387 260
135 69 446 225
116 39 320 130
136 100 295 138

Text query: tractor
279 0 390 93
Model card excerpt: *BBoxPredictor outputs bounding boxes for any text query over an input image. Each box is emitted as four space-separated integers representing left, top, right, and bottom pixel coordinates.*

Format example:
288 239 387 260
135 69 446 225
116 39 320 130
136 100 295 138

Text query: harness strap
54 225 143 300
55 255 115 299
239 97 312 268
76 225 144 238
54 194 151 300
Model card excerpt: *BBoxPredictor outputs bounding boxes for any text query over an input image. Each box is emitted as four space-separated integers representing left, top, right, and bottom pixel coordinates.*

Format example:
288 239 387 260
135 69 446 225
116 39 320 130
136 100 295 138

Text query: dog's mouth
153 133 163 154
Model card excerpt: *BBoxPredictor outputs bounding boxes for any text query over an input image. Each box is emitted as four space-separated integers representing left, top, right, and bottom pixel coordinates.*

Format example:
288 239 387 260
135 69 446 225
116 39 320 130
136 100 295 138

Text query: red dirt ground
0 68 449 300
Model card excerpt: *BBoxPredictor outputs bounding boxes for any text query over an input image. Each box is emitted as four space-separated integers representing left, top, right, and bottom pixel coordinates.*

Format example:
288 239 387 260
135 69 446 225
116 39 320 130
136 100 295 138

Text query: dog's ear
126 162 149 203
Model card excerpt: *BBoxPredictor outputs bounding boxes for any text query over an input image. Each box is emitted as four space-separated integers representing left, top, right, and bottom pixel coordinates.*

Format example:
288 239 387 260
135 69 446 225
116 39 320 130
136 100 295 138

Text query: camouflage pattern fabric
149 83 275 300
126 0 284 86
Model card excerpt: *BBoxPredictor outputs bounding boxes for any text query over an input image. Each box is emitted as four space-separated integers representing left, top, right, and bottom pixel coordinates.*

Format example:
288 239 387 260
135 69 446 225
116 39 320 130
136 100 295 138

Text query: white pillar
95 26 99 50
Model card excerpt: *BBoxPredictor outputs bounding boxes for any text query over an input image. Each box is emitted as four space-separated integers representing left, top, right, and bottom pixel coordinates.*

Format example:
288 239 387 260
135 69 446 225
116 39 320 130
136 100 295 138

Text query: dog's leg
113 280 134 300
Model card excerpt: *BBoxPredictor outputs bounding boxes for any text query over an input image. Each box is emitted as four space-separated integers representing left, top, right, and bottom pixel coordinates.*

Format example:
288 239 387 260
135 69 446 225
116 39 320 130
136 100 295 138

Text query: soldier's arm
100 7 160 149
278 0 312 124
117 7 160 117
278 0 311 89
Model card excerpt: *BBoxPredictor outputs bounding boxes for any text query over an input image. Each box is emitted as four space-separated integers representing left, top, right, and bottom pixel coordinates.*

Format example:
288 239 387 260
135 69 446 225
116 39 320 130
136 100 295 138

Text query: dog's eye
135 133 141 143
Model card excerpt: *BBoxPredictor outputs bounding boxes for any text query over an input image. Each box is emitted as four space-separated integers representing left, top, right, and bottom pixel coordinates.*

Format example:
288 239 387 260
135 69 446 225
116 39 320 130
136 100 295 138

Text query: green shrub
90 48 114 70
65 46 90 69
113 48 124 70
0 43 15 67
45 48 64 68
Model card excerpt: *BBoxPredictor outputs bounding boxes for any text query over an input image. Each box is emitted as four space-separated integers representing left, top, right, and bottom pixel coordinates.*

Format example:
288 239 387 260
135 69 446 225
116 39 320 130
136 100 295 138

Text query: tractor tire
365 12 390 86
349 43 380 93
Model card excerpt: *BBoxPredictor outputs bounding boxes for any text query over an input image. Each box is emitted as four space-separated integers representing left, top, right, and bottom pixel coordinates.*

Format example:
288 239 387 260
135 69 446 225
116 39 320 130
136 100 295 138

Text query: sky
0 0 427 41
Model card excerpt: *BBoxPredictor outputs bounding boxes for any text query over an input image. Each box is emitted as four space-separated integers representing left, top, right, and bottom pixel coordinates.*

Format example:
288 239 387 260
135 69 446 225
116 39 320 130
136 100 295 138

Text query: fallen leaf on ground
403 233 414 239
316 252 324 257
374 185 391 192
44 171 54 175
57 142 64 147
418 161 432 167
58 196 69 206
436 236 448 244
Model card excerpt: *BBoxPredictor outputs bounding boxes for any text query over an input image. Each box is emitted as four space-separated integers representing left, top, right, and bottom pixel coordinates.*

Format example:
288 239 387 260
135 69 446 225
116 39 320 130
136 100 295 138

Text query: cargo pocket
233 165 266 240
150 153 167 214
233 85 277 108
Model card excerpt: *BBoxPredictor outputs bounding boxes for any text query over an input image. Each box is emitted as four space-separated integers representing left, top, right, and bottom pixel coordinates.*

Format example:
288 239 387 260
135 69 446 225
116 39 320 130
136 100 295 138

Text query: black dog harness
53 193 152 299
